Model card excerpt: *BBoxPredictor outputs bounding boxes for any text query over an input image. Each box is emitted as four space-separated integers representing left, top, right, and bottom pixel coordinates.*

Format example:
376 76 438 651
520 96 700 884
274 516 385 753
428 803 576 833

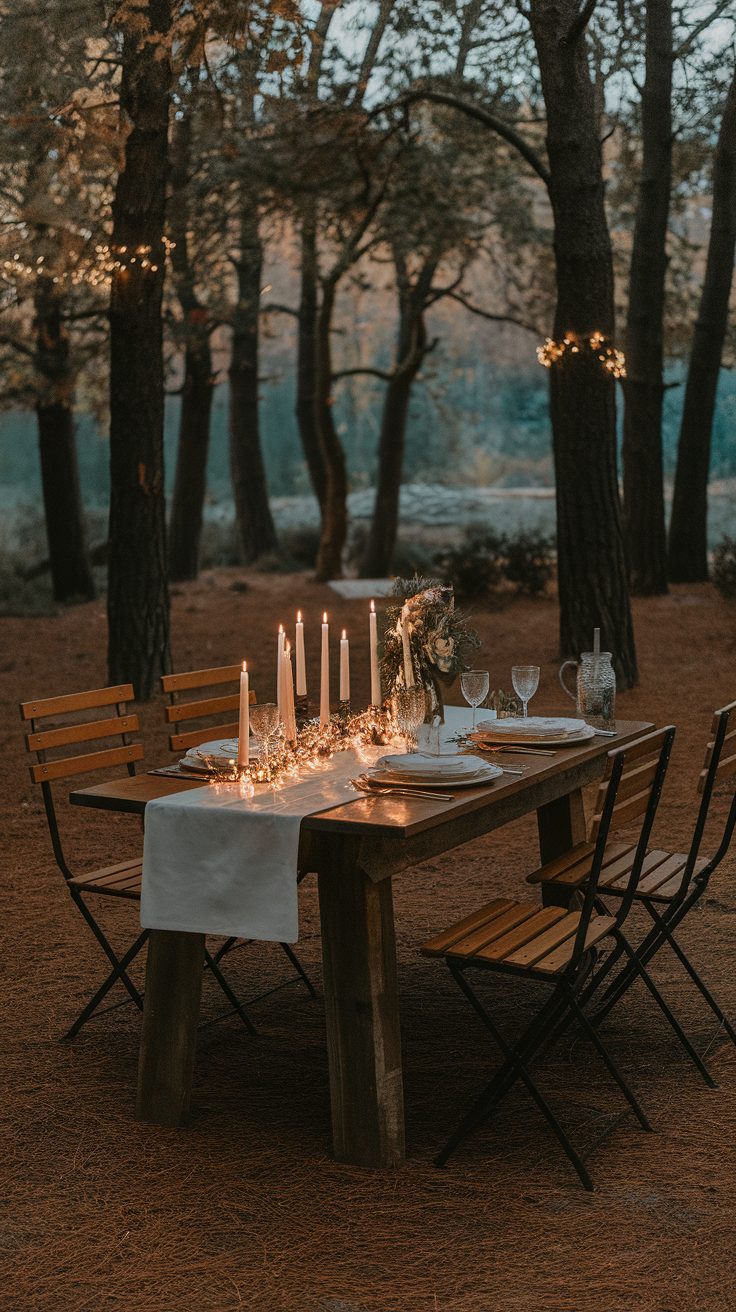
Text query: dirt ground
1 570 735 1312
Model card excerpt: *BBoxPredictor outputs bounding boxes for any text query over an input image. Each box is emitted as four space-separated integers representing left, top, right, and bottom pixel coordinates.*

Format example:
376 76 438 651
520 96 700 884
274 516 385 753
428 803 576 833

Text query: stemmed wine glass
394 686 427 750
460 670 490 730
249 702 279 777
511 665 540 719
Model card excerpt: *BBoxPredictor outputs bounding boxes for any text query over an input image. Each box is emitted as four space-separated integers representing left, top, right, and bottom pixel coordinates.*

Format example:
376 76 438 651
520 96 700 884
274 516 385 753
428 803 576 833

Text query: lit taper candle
369 599 380 707
340 629 350 703
295 610 307 698
238 660 249 768
320 611 330 727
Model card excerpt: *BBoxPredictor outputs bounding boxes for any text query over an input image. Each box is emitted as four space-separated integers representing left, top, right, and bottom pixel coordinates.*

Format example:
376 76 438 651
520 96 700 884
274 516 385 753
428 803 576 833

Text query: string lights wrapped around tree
536 330 626 379
380 576 480 723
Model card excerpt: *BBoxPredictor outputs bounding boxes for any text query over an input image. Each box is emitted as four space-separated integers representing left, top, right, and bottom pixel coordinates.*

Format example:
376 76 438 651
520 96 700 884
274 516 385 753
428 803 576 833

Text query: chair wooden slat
164 692 241 724
534 915 616 974
161 665 242 694
526 839 633 887
476 907 567 962
20 684 134 721
447 903 542 958
506 912 581 967
422 899 515 956
25 714 139 753
30 742 144 784
603 847 671 889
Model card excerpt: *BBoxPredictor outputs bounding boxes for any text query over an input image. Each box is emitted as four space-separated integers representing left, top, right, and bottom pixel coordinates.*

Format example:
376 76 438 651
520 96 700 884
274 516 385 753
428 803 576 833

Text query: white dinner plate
379 752 488 778
368 763 503 790
474 720 596 748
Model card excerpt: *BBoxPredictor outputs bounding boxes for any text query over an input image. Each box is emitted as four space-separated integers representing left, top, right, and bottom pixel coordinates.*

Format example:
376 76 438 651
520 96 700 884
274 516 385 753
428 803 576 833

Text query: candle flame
242 660 247 673
342 629 347 640
278 623 284 634
297 610 302 623
323 612 328 624
370 599 375 613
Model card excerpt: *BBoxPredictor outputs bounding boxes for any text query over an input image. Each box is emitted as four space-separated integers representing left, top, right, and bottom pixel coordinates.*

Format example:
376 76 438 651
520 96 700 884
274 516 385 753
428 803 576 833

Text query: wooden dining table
70 716 651 1169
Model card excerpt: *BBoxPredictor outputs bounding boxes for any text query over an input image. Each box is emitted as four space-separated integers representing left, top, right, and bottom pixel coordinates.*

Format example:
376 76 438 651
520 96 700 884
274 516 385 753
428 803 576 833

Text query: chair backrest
688 699 736 882
566 726 676 975
589 726 676 844
20 683 143 880
161 664 256 754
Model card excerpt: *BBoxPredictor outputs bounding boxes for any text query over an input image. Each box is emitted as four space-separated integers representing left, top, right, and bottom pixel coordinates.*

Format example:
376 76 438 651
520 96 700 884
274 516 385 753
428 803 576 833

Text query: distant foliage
435 527 555 600
713 537 736 599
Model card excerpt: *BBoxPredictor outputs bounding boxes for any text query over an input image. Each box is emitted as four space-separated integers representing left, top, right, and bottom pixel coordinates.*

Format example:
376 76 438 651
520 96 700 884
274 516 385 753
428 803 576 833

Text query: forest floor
1 570 736 1312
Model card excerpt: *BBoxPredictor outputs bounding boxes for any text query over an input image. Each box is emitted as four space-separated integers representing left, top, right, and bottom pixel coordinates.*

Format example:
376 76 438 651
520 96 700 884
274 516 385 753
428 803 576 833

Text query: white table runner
141 708 474 943
140 752 371 942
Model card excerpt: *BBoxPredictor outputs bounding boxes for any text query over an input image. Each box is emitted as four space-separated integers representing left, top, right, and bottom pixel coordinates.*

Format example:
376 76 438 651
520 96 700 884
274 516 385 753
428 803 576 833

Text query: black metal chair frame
576 706 736 1086
436 730 675 1190
22 686 275 1040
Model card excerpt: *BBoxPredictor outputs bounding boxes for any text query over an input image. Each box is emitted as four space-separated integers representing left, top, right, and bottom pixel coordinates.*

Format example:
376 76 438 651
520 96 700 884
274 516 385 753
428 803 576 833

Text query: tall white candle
320 611 330 728
593 626 600 658
276 624 285 721
340 629 350 703
238 660 249 768
295 610 307 698
284 642 297 742
369 600 380 707
401 604 415 687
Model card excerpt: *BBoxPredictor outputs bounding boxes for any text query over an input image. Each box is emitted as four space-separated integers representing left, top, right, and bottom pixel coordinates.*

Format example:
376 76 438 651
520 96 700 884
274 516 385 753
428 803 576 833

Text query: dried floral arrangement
380 576 480 719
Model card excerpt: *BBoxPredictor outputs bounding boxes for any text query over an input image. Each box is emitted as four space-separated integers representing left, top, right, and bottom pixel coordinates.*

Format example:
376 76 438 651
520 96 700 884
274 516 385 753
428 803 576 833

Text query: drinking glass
394 686 427 750
249 702 279 776
511 665 540 718
460 670 490 730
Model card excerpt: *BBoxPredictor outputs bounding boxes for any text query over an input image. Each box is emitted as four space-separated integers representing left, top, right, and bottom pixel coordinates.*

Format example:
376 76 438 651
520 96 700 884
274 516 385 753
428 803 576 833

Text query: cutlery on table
351 776 453 801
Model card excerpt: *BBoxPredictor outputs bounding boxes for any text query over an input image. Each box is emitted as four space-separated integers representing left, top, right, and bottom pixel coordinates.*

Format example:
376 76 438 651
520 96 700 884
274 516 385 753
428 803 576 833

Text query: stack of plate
474 716 594 747
180 738 258 774
370 753 503 789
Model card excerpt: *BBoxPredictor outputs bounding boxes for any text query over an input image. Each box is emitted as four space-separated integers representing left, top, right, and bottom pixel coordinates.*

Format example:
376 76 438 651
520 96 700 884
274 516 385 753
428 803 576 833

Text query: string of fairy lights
536 330 626 379
0 237 176 296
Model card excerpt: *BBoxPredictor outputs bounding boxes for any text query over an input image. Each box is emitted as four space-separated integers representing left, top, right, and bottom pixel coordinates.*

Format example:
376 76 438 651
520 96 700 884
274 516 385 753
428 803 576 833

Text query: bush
713 536 736 599
434 526 555 601
434 530 506 600
503 529 555 596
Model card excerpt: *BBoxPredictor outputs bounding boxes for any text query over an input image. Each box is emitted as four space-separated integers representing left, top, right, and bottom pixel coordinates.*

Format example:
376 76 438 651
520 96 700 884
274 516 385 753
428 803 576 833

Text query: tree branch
261 302 299 318
563 0 598 47
0 333 36 360
375 90 550 188
442 291 540 336
332 366 393 382
673 0 734 60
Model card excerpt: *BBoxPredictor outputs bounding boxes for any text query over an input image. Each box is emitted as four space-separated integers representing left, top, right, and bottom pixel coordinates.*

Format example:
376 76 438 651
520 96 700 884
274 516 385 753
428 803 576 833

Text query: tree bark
314 277 348 580
295 204 327 509
622 0 672 596
530 0 637 688
360 267 430 577
34 278 95 604
107 0 172 699
170 104 216 587
168 109 214 583
668 66 736 582
229 204 279 562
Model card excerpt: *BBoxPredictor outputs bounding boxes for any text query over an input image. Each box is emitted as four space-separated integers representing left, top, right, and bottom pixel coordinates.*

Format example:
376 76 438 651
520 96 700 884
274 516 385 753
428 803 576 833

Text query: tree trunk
107 0 171 699
622 0 672 596
296 204 327 509
361 283 427 577
314 278 349 581
668 67 736 582
229 205 278 562
33 278 95 603
168 109 214 583
530 0 637 688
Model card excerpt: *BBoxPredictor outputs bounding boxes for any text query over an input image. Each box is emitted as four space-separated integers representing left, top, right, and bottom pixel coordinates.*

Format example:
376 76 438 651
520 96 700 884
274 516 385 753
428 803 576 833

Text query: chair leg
645 905 736 1048
438 967 594 1190
564 988 651 1131
603 934 717 1089
203 949 258 1035
62 928 149 1041
72 890 146 1010
279 942 318 998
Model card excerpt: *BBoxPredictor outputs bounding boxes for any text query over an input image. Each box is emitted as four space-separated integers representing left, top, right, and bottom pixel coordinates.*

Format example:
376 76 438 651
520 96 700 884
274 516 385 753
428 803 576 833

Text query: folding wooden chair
161 664 316 1001
421 728 675 1189
532 700 736 1085
21 682 264 1040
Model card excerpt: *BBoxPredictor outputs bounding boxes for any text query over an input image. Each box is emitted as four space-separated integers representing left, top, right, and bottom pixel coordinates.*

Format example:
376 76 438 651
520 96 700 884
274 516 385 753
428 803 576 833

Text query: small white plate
368 763 503 790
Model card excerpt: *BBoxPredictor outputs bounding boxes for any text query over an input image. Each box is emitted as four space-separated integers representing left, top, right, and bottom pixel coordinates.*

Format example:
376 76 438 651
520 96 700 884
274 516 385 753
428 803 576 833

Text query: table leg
136 929 205 1126
318 861 405 1168
537 788 587 908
